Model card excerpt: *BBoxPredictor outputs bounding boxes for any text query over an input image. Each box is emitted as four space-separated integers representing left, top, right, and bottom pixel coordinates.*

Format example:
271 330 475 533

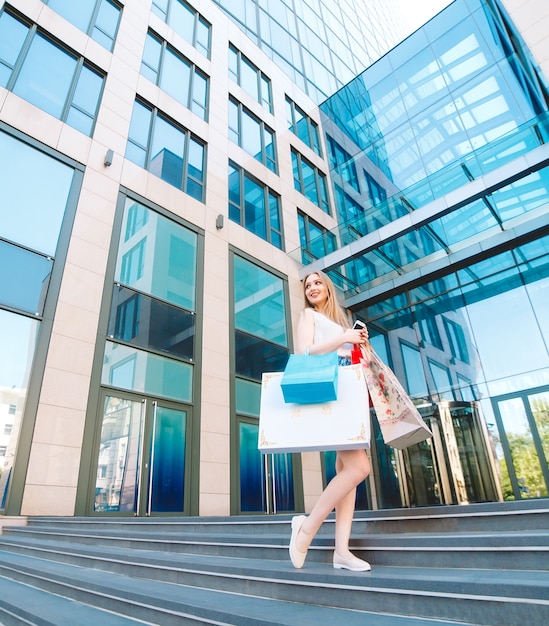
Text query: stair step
1 503 548 625
0 554 475 626
3 525 548 570
0 541 548 625
0 576 148 626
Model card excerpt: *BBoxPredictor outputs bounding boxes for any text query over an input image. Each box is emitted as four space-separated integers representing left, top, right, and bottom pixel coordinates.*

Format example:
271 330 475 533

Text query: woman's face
304 273 328 309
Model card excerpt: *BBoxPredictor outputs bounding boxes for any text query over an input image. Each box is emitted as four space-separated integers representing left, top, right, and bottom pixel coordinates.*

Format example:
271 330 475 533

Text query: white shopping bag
258 364 370 454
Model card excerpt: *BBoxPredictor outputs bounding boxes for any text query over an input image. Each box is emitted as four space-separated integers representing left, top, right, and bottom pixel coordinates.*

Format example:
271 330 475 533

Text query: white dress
312 310 353 358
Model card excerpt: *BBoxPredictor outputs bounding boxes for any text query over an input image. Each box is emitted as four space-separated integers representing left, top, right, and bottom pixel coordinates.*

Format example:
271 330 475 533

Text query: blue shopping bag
280 351 339 404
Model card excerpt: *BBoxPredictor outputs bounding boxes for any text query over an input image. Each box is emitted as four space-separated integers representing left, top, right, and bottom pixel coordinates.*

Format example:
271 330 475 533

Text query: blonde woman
289 271 371 571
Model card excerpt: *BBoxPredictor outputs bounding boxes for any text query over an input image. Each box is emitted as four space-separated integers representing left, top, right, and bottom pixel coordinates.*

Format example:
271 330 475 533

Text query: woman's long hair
303 271 350 328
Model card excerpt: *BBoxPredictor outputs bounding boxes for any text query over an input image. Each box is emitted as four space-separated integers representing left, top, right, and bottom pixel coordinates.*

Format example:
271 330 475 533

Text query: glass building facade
299 0 549 505
0 0 548 519
213 0 402 103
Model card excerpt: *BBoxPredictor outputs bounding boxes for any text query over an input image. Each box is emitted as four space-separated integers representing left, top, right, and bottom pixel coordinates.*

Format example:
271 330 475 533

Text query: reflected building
0 0 548 519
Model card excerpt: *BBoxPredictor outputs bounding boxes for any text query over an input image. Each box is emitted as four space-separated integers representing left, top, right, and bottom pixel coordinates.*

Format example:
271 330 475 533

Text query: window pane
196 17 210 56
92 0 120 50
0 130 74 255
235 331 289 380
170 0 194 43
241 58 259 101
161 48 191 106
13 34 77 118
187 137 204 183
428 360 454 400
126 101 152 167
0 241 52 315
47 0 95 31
115 199 197 310
0 13 28 86
102 341 193 402
241 110 262 158
244 175 266 239
149 116 185 187
401 343 429 397
0 310 39 508
141 33 162 83
191 70 207 119
67 65 103 135
108 286 194 359
235 378 260 416
234 256 288 346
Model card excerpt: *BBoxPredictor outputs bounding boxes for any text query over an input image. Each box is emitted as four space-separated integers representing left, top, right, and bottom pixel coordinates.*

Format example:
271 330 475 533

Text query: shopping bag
360 347 432 449
280 351 338 404
259 363 370 453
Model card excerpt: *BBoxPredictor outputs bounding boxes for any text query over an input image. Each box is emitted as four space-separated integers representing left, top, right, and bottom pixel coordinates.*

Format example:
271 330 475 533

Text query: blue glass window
233 255 290 379
297 211 337 265
141 31 209 121
364 170 387 207
115 199 198 311
291 149 330 214
44 0 121 51
229 44 272 112
0 131 75 256
401 343 429 398
126 100 206 202
286 96 321 156
151 0 211 58
102 341 193 402
326 136 359 192
104 197 200 400
428 359 454 400
443 317 470 364
0 241 52 316
228 162 283 250
108 285 195 360
0 10 104 136
228 98 277 172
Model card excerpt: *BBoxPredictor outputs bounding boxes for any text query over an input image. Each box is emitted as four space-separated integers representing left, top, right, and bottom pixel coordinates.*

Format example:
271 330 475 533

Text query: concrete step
2 526 548 570
0 576 148 626
1 502 548 625
0 538 548 625
0 554 476 626
18 500 549 535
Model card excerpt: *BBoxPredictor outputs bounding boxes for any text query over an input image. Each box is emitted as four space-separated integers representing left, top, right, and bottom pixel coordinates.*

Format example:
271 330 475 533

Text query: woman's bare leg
295 448 370 553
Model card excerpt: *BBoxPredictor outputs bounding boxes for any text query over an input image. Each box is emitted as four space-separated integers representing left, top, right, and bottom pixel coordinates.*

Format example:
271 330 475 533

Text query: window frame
126 99 206 202
141 30 209 121
286 96 322 156
0 8 105 137
229 44 272 113
228 97 277 173
151 0 211 58
291 148 331 214
228 161 284 250
43 0 122 52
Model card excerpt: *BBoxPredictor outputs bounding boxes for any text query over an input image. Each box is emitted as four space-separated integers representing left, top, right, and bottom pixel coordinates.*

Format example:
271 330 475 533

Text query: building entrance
92 392 191 515
372 402 501 509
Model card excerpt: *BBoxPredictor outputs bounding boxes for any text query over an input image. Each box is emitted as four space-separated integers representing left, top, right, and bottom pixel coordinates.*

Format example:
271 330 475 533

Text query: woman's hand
344 327 369 345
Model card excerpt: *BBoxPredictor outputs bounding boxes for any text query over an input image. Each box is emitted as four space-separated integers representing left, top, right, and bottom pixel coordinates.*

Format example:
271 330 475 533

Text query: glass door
93 392 190 515
239 419 296 514
493 389 549 500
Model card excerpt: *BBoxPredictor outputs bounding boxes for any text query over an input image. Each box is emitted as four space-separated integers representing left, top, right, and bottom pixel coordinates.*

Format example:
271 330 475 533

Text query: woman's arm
294 308 366 355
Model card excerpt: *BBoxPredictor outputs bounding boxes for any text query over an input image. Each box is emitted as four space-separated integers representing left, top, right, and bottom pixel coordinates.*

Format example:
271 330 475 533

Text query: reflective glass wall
303 0 549 505
213 0 402 103
0 129 78 511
